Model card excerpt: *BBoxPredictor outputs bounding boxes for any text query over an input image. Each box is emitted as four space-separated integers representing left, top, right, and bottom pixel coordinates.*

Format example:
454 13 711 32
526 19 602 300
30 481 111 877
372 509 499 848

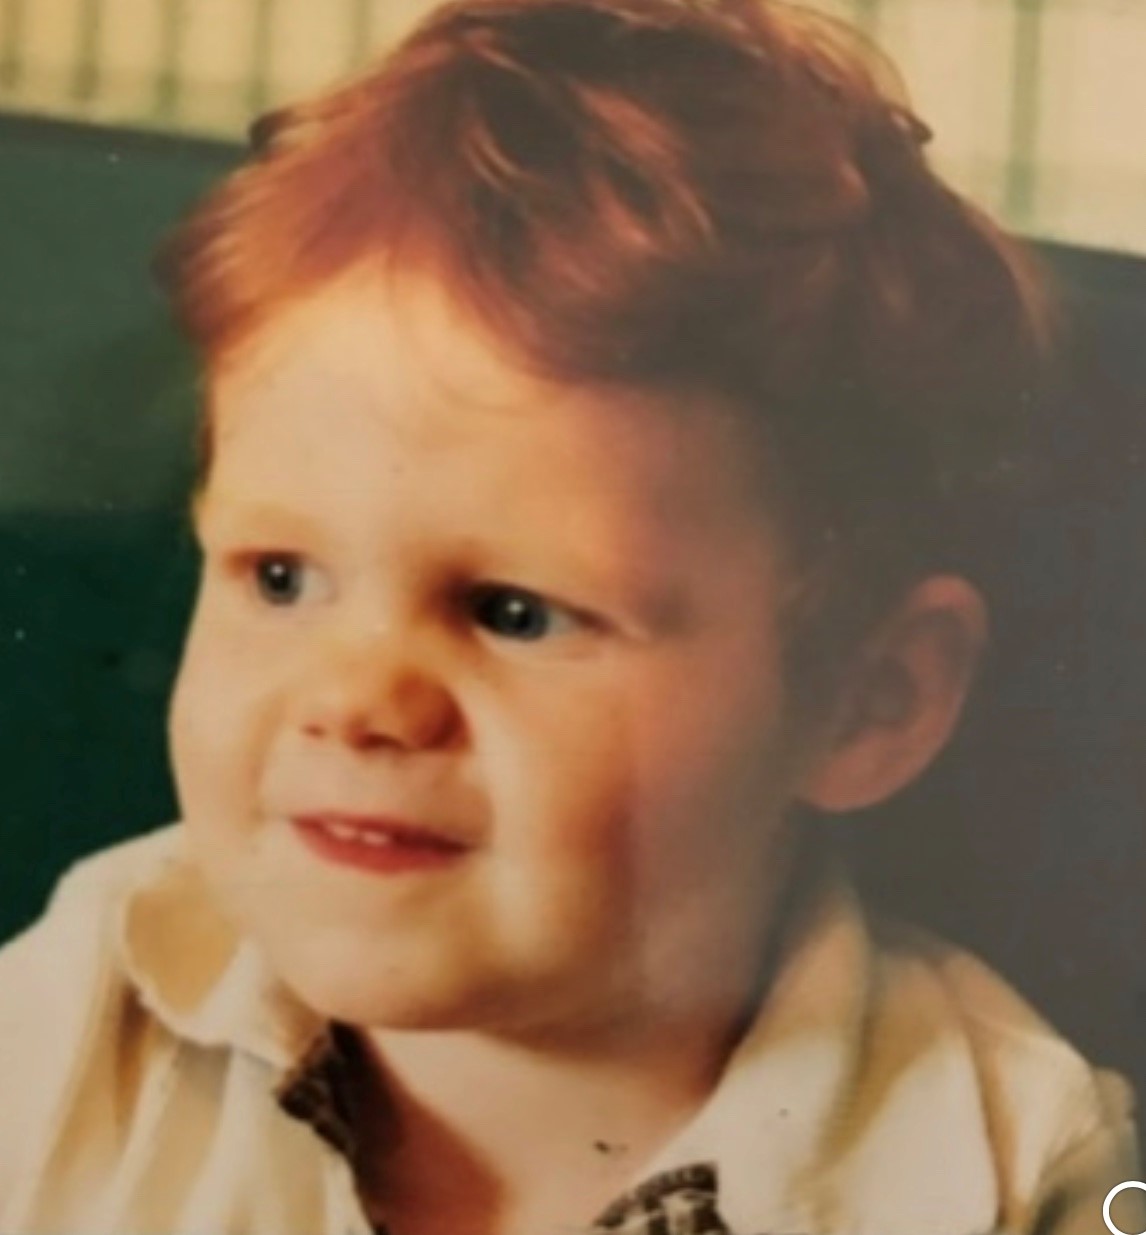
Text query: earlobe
796 576 988 814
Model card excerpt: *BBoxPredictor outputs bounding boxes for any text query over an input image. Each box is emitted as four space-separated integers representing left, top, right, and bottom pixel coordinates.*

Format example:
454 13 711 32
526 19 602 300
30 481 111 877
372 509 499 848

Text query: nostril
296 682 461 753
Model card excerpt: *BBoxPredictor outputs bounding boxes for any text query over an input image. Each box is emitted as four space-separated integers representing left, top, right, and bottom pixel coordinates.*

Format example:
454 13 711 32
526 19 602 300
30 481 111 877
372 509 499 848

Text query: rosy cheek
169 619 283 813
506 697 636 863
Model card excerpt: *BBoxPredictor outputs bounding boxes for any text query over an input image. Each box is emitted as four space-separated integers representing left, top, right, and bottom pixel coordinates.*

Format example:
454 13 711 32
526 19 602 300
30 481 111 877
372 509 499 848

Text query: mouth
290 813 472 875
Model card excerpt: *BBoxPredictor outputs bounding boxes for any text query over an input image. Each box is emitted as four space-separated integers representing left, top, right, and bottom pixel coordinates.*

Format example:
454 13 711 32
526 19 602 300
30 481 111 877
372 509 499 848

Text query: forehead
205 272 778 547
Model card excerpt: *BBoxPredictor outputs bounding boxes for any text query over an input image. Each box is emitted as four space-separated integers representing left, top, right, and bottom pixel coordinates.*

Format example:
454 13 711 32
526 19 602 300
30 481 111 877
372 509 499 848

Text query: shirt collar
115 827 325 1071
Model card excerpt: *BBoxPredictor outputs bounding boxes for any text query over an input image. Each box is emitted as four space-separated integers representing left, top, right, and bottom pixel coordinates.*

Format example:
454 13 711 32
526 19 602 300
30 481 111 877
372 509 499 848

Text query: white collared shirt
0 824 1139 1235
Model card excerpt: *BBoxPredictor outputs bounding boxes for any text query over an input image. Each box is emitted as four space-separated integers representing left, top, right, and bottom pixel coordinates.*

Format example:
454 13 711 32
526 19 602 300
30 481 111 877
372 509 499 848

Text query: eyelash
230 552 593 644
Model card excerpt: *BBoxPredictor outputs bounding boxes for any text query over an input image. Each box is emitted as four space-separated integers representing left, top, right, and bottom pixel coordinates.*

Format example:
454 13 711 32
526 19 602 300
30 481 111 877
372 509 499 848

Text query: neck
346 1006 744 1235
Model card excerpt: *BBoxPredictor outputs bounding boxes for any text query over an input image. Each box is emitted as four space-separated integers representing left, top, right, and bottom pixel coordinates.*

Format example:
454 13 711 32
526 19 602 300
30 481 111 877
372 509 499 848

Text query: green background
0 116 234 931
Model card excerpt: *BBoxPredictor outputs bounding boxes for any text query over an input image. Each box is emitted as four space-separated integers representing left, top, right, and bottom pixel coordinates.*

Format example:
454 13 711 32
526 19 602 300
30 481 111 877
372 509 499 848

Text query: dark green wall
1 114 1144 1102
0 117 239 936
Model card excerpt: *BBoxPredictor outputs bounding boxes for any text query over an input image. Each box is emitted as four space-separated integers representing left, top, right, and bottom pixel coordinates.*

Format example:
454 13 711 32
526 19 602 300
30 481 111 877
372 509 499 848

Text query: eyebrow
192 496 326 548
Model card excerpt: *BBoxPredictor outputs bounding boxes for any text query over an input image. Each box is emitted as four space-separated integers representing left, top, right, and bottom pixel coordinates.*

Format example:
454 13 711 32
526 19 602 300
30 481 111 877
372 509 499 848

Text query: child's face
170 272 813 1041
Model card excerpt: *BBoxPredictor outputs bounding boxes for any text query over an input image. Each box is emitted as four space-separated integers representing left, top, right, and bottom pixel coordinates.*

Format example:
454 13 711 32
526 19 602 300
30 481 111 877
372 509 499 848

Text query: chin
260 927 503 1031
287 979 522 1034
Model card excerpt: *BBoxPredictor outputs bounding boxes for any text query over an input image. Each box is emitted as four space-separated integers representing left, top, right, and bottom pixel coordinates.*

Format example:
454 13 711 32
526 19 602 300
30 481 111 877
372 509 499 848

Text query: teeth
323 822 360 842
318 820 395 846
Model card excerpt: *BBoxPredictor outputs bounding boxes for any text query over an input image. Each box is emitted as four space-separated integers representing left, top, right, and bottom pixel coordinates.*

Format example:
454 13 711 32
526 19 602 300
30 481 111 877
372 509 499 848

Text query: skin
168 269 986 1232
171 270 810 1041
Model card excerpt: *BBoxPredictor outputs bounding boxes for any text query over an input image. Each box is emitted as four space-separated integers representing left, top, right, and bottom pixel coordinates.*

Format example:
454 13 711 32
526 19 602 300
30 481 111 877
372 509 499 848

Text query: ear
796 576 988 813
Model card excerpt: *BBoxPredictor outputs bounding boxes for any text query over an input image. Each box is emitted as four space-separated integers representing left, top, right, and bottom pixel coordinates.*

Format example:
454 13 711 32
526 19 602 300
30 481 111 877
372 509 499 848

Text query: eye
250 553 328 607
471 585 583 642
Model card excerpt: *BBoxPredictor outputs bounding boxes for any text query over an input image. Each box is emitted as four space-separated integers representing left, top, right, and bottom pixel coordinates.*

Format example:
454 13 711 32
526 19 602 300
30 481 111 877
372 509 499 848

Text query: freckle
593 1140 629 1156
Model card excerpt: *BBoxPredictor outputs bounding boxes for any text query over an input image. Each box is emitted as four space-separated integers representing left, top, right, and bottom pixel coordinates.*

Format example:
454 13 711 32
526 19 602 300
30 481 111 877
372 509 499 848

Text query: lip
290 813 472 875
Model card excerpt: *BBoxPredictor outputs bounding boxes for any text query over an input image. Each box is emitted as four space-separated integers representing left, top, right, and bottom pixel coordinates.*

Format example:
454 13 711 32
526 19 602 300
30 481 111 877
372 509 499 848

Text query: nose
292 635 462 753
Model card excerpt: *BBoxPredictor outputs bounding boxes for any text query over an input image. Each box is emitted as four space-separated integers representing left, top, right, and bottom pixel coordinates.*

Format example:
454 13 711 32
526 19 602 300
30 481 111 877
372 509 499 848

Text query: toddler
0 1 1140 1232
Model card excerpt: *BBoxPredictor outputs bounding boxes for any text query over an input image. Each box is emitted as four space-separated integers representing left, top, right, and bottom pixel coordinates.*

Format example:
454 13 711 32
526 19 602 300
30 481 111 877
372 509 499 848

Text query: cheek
469 679 637 900
559 652 792 866
483 656 778 867
168 605 281 822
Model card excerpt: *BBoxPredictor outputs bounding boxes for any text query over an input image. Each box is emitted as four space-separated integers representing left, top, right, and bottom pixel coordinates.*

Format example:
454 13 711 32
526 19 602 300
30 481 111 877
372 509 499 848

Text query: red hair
156 0 1053 691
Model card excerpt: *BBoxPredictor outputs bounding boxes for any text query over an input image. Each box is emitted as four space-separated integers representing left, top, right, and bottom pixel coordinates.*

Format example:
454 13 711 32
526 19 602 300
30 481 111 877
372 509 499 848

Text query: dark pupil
257 556 303 604
478 589 549 640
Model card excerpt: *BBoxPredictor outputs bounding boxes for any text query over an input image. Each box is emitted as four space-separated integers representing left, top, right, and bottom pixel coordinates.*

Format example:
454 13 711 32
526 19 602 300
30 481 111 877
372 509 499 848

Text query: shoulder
697 869 1139 1234
0 822 187 1000
874 918 1132 1137
862 914 1139 1230
0 826 187 1190
44 822 188 911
